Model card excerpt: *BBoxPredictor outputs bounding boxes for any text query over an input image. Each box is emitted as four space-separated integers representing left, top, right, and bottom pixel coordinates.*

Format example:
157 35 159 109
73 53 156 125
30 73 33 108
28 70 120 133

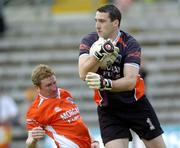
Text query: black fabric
97 96 164 144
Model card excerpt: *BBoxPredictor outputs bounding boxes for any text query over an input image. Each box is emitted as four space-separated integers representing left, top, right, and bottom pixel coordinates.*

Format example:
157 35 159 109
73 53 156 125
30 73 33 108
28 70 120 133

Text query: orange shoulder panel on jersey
135 75 145 100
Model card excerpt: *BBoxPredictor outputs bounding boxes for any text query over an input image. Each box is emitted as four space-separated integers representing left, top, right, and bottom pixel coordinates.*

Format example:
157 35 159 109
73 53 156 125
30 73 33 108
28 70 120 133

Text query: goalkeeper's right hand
93 39 117 61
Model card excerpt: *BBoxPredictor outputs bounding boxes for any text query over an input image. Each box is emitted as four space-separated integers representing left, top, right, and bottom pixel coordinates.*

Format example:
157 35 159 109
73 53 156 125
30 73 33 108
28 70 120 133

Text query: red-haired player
26 64 99 148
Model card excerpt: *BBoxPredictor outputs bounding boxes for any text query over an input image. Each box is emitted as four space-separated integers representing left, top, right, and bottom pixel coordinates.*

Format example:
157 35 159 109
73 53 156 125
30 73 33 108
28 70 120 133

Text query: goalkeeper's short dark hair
97 4 121 27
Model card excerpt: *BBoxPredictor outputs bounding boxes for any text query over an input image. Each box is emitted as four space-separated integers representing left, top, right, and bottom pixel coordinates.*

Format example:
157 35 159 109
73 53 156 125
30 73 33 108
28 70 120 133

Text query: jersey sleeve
26 101 43 130
79 32 98 56
124 37 141 66
26 112 42 130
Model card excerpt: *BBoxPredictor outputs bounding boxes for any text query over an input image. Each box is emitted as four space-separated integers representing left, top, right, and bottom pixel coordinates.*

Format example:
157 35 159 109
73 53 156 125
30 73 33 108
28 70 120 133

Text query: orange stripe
135 75 145 100
94 90 103 105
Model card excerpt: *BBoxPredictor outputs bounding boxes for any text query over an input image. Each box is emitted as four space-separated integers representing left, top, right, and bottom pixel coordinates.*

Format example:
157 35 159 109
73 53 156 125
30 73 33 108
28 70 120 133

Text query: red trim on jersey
127 51 141 58
117 37 127 47
79 43 90 50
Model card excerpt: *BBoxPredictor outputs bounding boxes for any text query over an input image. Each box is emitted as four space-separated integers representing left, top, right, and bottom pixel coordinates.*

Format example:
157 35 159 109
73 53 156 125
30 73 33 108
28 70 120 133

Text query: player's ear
35 85 40 93
113 19 119 28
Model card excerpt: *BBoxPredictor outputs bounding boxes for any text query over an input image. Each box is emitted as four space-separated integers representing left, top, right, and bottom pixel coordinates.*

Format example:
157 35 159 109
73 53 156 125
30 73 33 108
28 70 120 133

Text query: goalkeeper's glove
100 46 120 69
85 72 112 90
93 39 117 61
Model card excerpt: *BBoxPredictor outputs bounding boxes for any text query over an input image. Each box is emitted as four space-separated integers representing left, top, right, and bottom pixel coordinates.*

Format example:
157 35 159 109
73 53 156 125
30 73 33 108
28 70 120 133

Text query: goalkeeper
78 4 166 148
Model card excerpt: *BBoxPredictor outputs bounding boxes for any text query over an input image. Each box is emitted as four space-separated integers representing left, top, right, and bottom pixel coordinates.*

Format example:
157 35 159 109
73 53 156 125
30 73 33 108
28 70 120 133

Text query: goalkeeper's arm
85 64 139 92
79 54 101 80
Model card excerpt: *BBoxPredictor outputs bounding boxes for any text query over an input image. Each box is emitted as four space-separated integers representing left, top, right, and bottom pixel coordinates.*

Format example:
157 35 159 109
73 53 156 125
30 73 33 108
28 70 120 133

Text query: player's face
95 11 117 39
38 75 58 98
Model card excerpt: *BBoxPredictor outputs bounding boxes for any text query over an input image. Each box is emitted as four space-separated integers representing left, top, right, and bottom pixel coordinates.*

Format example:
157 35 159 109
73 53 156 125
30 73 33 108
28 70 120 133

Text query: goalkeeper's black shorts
97 95 164 145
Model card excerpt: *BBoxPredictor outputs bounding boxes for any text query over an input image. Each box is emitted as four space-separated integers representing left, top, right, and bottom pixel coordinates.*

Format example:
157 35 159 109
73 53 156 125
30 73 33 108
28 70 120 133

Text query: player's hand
26 126 45 146
91 140 100 148
100 45 120 69
29 126 45 140
90 38 118 61
94 39 115 61
85 72 112 90
101 39 115 53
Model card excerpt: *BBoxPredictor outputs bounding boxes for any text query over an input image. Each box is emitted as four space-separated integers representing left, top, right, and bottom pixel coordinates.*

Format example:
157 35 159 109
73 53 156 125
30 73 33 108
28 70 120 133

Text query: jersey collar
113 31 121 45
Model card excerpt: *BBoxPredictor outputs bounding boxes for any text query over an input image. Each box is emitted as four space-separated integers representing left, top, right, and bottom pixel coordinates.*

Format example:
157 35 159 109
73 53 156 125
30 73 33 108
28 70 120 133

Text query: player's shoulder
120 30 136 42
26 97 39 112
26 101 38 118
120 30 141 47
81 32 99 45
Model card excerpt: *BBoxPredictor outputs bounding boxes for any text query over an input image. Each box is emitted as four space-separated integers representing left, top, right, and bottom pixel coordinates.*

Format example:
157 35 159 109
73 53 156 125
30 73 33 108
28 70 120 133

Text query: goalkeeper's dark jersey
79 30 145 107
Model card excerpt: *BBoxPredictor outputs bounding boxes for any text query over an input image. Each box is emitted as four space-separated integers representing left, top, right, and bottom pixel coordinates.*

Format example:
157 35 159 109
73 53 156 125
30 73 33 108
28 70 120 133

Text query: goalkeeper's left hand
100 46 119 69
85 72 112 90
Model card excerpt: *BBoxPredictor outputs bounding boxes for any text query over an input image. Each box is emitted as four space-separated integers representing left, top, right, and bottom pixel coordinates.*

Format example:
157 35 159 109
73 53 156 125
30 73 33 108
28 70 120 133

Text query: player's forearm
111 64 139 92
26 137 37 148
79 55 100 80
111 76 137 92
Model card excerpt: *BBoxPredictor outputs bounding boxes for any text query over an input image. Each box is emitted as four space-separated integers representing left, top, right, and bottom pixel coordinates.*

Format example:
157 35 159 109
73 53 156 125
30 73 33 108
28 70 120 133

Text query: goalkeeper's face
38 75 58 98
95 11 117 39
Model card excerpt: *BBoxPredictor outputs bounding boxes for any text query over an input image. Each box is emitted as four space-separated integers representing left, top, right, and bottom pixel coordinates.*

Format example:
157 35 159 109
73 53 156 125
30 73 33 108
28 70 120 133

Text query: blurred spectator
0 89 18 148
114 0 133 11
18 86 37 127
24 86 37 102
0 0 6 37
